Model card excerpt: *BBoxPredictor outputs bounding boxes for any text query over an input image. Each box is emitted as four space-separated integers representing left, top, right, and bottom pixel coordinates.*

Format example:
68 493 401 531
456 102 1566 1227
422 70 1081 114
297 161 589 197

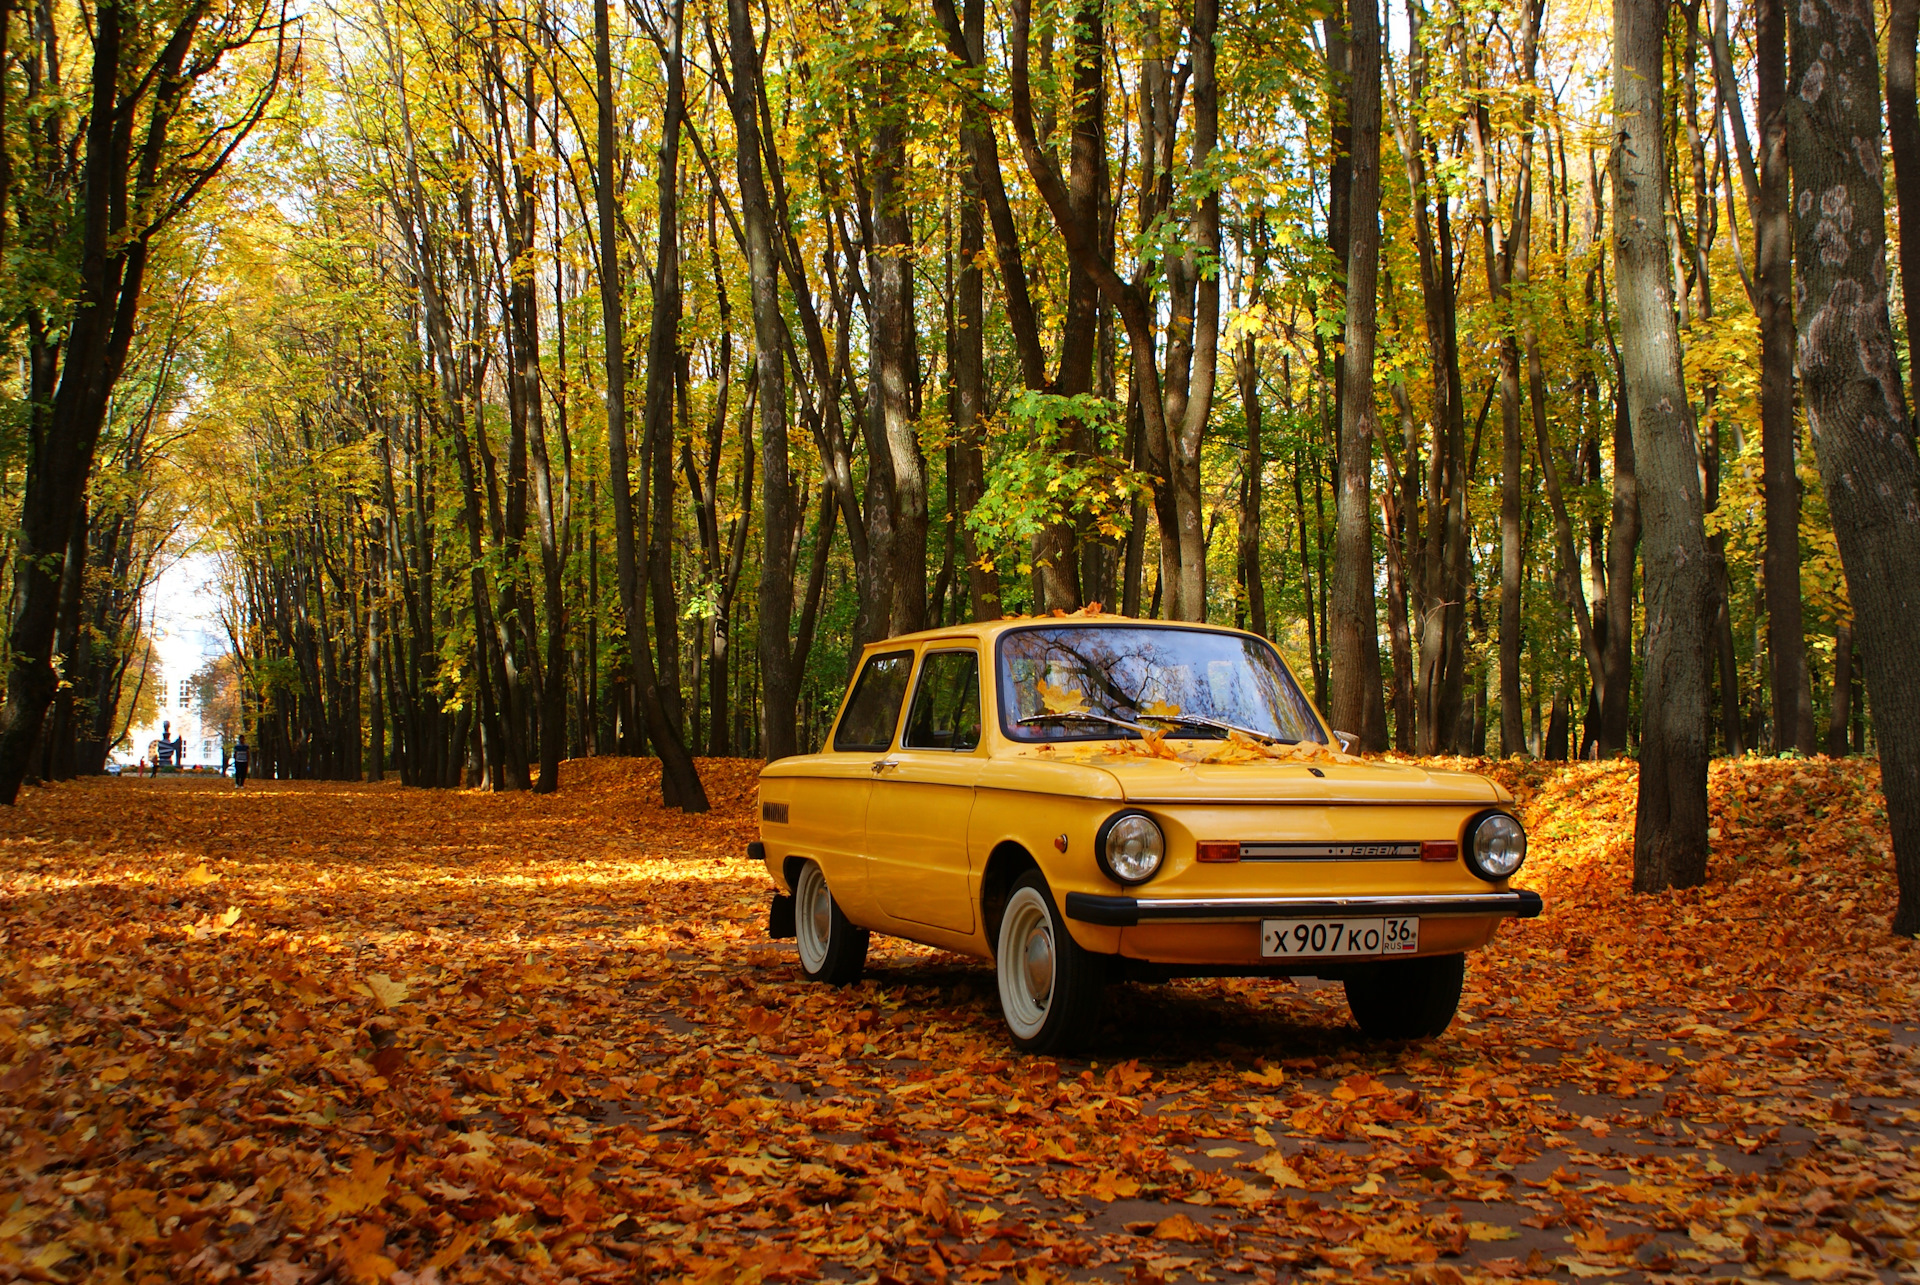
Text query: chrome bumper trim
1062 889 1544 927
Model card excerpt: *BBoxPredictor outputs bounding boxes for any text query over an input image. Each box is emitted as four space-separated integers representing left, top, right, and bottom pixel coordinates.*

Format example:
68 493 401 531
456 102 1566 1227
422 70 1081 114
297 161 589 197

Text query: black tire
1344 952 1466 1040
994 870 1104 1054
793 861 868 985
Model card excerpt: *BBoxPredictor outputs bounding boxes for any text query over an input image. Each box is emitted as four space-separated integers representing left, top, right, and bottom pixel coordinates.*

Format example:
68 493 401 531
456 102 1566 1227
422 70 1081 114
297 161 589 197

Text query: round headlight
1466 812 1527 881
1097 811 1165 884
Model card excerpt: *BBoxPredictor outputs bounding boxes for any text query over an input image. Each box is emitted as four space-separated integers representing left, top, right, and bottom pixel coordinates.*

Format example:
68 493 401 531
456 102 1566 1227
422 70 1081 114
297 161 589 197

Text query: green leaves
966 391 1147 571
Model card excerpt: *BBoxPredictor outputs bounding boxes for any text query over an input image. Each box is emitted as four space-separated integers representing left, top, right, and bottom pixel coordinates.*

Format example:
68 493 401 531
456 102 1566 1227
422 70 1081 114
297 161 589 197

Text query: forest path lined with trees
1 759 1916 1283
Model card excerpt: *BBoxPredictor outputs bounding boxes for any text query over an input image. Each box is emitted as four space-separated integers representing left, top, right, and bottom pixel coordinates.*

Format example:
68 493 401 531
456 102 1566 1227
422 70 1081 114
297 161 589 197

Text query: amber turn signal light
1196 841 1241 863
1421 841 1459 863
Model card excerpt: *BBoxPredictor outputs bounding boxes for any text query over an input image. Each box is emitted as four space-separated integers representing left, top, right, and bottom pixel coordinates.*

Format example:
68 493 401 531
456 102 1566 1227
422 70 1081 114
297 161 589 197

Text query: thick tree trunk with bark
1328 0 1387 750
1235 333 1268 639
869 108 926 635
0 0 255 803
727 0 801 761
596 0 707 808
1614 0 1714 890
1756 0 1817 754
1827 622 1853 757
1790 0 1920 935
1887 0 1920 376
950 0 1000 622
1394 0 1471 754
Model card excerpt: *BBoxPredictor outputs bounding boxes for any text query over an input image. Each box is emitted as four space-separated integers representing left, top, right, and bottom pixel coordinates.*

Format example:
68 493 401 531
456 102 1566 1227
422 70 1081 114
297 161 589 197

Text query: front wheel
793 861 868 985
995 871 1104 1054
1344 952 1465 1040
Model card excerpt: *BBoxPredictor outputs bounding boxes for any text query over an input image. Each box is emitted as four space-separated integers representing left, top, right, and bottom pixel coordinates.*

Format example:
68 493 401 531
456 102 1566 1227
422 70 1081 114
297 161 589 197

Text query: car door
784 648 917 918
864 648 985 934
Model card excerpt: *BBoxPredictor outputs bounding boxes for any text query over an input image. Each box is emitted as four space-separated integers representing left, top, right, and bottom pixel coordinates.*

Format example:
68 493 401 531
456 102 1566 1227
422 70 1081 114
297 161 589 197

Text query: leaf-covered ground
2 757 1916 1285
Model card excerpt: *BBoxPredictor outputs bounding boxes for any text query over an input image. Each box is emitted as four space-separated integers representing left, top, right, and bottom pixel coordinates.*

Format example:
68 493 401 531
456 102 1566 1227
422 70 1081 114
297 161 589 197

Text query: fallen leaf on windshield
1037 678 1087 715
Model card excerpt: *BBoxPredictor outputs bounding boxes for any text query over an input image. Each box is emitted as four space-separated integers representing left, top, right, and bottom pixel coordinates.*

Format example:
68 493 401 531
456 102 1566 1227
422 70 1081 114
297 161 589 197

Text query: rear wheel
793 861 868 985
995 871 1103 1053
1344 952 1465 1040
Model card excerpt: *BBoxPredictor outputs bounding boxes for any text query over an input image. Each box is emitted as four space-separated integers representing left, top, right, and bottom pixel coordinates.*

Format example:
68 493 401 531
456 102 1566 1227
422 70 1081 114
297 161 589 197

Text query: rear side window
903 651 983 750
832 651 915 751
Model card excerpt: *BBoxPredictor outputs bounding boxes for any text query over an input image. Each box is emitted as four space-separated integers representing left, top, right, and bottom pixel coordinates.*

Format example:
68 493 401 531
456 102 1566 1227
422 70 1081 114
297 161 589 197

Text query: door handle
870 758 900 774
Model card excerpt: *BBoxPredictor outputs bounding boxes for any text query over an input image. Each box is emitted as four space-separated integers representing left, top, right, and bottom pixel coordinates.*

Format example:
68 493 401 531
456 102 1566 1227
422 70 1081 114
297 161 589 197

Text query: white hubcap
796 863 832 973
998 886 1056 1038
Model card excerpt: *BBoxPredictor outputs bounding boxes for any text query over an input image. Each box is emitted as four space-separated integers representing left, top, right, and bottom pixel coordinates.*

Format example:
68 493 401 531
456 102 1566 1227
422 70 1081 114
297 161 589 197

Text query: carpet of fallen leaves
2 756 1917 1285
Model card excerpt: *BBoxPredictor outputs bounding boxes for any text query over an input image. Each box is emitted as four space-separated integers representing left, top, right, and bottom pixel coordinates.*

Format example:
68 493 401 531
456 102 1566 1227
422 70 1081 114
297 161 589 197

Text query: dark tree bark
933 0 1098 613
0 0 281 803
1827 622 1853 757
1235 332 1269 640
1328 0 1387 750
596 0 707 808
868 99 926 635
1615 0 1714 890
949 0 1000 623
1790 0 1920 934
1887 0 1920 377
1756 0 1817 754
726 0 801 761
1470 85 1528 759
1393 0 1471 754
639 0 698 762
1005 0 1213 620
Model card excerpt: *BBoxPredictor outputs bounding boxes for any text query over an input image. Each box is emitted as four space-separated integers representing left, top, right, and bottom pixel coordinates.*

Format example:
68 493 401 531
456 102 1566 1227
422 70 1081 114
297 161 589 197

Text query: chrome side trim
1116 797 1499 807
1063 889 1544 927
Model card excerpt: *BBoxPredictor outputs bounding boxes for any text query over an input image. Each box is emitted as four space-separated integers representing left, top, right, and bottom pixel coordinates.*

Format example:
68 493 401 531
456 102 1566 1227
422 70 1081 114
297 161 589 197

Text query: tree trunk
870 107 926 635
1235 333 1268 639
1887 0 1920 377
1756 0 1817 754
953 0 1000 622
1394 0 1471 754
1827 622 1853 757
1328 0 1387 750
596 0 707 809
727 0 801 761
1790 0 1920 935
1615 0 1714 891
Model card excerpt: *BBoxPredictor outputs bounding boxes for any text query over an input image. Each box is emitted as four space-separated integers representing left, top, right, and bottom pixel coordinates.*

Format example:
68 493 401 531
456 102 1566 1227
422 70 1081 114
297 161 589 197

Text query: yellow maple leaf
325 1150 393 1220
1252 1151 1306 1188
1152 1212 1204 1241
1088 1171 1140 1201
184 864 218 887
357 974 408 1009
337 1223 396 1284
1360 1227 1438 1262
427 1229 478 1272
1036 678 1087 715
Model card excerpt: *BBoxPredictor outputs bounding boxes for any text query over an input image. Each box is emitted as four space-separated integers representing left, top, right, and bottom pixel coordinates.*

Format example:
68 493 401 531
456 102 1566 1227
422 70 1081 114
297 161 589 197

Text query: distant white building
123 552 230 769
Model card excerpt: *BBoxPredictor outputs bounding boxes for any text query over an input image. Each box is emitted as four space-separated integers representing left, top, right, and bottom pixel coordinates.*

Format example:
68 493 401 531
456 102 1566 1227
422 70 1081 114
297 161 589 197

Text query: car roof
858 614 1268 651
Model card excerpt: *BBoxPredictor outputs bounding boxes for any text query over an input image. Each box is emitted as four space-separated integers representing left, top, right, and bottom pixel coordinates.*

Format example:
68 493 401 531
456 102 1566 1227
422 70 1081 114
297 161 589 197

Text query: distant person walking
232 737 250 788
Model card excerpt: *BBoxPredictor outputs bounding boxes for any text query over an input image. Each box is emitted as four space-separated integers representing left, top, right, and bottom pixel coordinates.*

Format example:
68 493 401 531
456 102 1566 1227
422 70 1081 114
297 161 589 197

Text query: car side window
902 651 983 751
832 650 915 752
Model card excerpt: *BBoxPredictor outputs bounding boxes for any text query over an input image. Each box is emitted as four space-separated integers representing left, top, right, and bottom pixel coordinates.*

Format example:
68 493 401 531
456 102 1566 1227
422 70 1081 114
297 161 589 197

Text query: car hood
1079 755 1503 805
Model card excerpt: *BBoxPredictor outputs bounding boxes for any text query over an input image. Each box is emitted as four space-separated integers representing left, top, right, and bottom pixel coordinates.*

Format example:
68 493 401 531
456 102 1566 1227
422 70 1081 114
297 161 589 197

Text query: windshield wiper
1016 710 1147 736
1136 711 1295 744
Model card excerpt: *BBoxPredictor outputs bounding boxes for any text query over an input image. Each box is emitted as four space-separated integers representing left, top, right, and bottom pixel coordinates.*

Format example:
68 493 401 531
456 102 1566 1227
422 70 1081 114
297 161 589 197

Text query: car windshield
996 625 1325 743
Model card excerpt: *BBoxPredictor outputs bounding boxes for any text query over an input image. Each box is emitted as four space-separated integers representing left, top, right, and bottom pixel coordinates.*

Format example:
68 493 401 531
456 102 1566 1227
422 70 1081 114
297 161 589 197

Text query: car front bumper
1062 888 1544 927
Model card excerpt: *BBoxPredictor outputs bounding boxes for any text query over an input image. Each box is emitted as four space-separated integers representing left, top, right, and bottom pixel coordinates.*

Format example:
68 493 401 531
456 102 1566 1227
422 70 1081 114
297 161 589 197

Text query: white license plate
1260 916 1420 959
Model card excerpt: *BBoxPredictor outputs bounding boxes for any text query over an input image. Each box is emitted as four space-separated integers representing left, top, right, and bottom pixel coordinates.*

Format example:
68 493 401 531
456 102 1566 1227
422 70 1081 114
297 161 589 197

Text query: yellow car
753 616 1540 1053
